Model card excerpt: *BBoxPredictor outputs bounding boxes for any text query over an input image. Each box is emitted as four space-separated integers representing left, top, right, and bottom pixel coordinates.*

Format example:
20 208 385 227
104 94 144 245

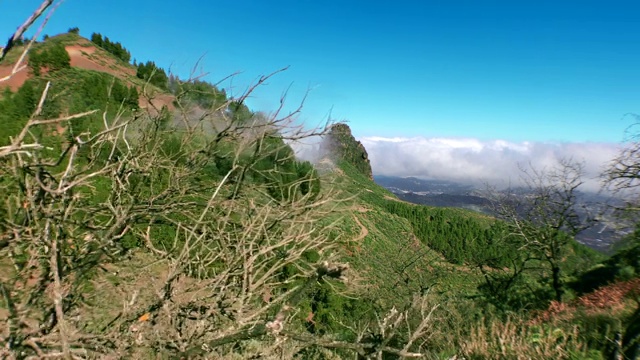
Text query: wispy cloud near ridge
359 136 621 192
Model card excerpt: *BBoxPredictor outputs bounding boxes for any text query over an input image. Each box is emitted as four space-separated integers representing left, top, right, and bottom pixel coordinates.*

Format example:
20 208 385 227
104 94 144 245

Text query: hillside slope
1 29 639 360
0 33 174 112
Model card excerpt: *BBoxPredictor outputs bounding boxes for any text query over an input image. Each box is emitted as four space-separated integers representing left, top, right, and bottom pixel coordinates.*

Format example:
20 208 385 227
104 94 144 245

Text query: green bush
573 312 622 357
136 60 168 89
29 42 70 75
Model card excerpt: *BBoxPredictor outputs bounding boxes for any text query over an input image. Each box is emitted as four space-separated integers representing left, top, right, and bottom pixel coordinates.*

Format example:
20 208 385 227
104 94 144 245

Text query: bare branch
0 0 53 62
0 0 63 84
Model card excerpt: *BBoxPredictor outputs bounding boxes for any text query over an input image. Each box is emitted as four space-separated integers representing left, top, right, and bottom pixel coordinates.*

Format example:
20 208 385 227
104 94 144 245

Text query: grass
313 154 638 359
461 316 603 360
2 32 639 359
322 159 485 309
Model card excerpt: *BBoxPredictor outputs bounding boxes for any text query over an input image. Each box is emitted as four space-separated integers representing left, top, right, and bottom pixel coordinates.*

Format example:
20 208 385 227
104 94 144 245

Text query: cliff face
323 123 373 180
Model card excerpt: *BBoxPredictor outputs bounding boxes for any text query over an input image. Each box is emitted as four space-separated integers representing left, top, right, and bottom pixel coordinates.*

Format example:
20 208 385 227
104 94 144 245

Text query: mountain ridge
1 27 639 359
0 32 175 113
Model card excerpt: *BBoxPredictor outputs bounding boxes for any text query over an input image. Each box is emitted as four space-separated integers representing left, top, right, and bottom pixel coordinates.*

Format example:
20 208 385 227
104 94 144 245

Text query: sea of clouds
359 136 622 193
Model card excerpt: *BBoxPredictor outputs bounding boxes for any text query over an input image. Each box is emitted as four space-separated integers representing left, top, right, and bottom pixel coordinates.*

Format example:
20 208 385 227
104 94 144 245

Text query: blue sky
3 0 640 143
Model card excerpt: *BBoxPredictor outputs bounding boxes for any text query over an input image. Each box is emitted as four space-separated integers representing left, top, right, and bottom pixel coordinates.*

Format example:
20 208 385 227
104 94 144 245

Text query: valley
374 175 631 252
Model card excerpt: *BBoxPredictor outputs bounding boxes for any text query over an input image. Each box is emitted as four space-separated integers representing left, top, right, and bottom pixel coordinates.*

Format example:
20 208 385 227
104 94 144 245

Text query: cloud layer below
359 136 622 192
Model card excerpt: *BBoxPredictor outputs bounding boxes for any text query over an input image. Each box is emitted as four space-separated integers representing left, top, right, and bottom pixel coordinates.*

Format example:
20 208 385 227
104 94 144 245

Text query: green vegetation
136 60 169 89
1 28 639 359
323 123 373 179
572 227 640 294
90 32 131 63
0 67 139 145
383 200 498 265
169 75 227 109
28 42 71 76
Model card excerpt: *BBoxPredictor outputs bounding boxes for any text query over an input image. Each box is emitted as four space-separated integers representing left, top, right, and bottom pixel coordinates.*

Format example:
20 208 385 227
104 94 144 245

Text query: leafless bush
484 159 593 302
0 68 333 358
0 78 440 359
604 115 640 214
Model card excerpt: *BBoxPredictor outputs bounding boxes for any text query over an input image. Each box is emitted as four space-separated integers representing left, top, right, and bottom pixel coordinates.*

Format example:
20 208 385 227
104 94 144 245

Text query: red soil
1 42 175 112
0 64 29 91
533 278 640 324
66 44 135 78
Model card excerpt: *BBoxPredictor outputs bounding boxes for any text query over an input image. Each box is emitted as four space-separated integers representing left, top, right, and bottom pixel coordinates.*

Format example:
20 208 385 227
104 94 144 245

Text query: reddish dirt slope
140 93 176 114
0 65 29 91
0 38 175 111
65 44 136 78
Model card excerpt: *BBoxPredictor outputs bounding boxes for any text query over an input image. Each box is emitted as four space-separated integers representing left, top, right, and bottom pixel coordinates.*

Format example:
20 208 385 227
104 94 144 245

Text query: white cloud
359 136 621 192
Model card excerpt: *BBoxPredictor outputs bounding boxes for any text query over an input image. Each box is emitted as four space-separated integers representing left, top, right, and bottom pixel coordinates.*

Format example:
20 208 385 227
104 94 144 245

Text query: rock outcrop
322 123 373 180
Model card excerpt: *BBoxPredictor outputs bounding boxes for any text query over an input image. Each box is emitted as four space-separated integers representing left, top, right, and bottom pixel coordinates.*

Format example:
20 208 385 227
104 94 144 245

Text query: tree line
90 32 131 63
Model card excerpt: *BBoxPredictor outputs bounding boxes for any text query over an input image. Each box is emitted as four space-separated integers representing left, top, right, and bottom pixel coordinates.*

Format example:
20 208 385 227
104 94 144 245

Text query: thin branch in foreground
0 0 53 62
0 0 64 82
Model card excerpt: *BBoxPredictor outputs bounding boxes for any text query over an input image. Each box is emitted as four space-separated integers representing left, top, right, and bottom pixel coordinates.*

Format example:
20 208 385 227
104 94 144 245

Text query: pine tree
90 32 103 47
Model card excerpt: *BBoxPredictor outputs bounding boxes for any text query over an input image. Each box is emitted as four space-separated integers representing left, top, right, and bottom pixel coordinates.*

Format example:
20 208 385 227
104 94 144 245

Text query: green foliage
217 134 323 203
572 312 622 357
109 78 139 110
0 79 61 145
382 199 499 265
305 282 375 337
90 32 131 63
47 43 72 71
622 304 640 360
571 229 640 295
296 160 321 198
0 68 139 147
478 272 556 311
1 32 636 358
229 100 253 123
90 32 102 46
68 27 80 34
28 42 71 75
12 37 25 46
323 123 373 179
136 60 168 89
169 76 227 109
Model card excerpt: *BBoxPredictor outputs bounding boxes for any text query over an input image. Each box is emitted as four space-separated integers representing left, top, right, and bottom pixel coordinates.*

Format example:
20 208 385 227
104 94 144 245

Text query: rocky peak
322 123 373 180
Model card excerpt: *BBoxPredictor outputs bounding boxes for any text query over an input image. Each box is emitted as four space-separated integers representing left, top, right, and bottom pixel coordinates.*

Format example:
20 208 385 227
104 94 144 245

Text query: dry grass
461 316 590 360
